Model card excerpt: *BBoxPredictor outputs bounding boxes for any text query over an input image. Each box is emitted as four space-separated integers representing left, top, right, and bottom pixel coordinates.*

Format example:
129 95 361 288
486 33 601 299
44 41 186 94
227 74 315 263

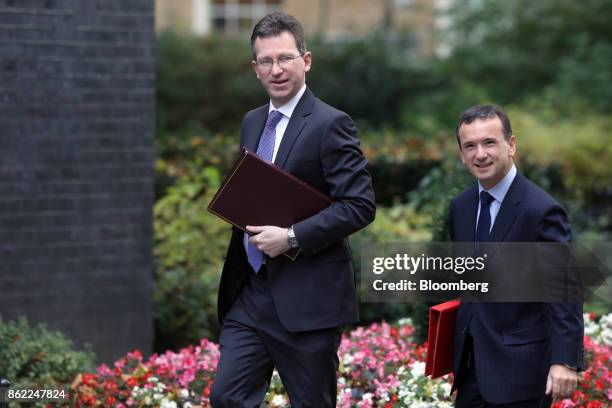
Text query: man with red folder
210 12 375 408
449 105 583 407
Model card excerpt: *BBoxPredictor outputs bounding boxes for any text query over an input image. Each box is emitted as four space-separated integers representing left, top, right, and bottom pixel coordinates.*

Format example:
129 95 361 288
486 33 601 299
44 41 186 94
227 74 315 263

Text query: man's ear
508 134 517 157
251 60 259 79
302 51 312 73
459 148 466 165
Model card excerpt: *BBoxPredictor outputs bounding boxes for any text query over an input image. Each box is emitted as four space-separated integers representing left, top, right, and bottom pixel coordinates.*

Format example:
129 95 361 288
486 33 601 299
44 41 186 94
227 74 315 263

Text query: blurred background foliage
153 0 611 350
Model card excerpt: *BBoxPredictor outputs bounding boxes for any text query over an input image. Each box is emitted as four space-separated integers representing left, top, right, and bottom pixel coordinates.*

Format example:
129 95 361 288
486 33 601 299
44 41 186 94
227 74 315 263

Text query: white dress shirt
476 164 517 232
268 84 307 162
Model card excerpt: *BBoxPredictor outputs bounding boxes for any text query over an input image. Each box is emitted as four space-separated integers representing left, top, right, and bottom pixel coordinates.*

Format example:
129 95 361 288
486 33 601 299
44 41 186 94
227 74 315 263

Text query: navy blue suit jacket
450 172 583 404
217 88 376 332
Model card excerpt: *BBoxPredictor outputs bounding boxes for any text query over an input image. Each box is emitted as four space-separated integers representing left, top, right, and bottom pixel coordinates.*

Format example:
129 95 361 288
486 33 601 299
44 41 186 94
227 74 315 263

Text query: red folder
207 148 332 260
425 300 460 378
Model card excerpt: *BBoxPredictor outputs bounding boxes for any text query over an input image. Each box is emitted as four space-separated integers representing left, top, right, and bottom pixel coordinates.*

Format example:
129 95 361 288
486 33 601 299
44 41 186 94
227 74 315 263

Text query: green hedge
156 31 489 144
0 318 95 407
153 162 230 352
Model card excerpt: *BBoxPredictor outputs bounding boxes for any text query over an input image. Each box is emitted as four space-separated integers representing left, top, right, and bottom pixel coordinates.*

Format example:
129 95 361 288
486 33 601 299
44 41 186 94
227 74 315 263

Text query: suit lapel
243 105 269 152
490 172 524 242
274 88 315 168
456 185 479 242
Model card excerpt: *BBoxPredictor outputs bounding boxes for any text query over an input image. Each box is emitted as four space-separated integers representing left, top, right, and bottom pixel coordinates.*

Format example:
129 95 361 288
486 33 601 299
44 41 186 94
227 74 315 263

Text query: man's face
252 31 312 107
458 117 516 189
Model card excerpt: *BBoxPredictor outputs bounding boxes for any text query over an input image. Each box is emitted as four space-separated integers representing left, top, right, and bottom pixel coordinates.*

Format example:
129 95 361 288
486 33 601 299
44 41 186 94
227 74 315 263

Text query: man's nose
270 61 284 75
475 145 487 159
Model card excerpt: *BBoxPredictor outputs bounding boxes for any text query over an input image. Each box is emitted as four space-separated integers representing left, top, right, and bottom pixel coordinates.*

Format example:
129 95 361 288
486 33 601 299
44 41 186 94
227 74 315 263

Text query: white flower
179 389 189 399
362 392 373 402
410 361 426 378
440 382 452 396
183 403 192 408
342 353 354 365
379 391 389 401
154 392 164 400
271 394 287 406
585 312 612 347
150 376 160 383
160 399 178 408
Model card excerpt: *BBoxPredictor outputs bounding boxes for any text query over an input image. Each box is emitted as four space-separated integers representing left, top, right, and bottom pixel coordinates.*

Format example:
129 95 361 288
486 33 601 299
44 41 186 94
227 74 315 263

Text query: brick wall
0 0 155 363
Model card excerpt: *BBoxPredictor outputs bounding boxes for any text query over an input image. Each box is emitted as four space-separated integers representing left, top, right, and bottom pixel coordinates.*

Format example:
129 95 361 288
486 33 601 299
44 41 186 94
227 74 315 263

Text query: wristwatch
287 226 299 249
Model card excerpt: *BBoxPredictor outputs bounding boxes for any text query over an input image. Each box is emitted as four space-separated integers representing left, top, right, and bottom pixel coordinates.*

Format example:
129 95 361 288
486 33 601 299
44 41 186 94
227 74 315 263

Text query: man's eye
259 60 273 65
279 57 292 63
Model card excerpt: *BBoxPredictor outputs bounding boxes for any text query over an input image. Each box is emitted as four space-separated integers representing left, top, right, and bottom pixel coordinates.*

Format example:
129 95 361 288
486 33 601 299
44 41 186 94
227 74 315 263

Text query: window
211 0 282 35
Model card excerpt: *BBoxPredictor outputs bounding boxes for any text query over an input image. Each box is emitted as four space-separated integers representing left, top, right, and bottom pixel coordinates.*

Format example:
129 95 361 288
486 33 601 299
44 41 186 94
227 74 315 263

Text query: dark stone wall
0 0 155 363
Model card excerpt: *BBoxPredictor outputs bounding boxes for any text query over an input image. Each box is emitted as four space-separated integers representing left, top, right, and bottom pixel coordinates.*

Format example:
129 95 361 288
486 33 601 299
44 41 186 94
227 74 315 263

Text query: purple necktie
245 110 284 272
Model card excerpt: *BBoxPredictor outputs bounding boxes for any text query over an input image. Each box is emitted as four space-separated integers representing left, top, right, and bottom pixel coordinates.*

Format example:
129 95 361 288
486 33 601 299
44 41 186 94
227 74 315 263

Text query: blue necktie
245 110 284 272
476 191 495 242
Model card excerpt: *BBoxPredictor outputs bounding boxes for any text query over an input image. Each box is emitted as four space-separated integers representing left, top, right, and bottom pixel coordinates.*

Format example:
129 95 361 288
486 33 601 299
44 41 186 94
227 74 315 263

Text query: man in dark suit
210 12 375 407
449 105 583 407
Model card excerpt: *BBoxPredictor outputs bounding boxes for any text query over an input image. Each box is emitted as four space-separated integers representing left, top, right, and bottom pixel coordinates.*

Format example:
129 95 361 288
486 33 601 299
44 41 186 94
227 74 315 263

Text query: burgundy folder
425 299 461 378
207 148 332 260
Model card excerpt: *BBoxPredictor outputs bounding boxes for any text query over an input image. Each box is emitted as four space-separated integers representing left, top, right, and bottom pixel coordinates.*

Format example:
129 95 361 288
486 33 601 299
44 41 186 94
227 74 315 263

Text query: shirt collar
478 163 517 204
268 84 307 119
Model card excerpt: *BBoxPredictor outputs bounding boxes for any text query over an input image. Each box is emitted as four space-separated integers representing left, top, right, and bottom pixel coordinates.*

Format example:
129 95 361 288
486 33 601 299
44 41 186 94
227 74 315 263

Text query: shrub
0 317 95 407
509 107 612 194
155 32 483 140
153 162 230 351
156 30 265 138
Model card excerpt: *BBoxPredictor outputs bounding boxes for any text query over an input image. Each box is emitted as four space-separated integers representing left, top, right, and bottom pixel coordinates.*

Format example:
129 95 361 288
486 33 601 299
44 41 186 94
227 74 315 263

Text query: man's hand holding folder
207 149 332 260
245 225 290 258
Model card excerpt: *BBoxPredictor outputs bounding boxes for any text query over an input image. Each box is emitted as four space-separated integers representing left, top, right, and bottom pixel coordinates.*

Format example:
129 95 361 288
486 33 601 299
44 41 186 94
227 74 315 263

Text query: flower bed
72 314 611 407
72 340 219 408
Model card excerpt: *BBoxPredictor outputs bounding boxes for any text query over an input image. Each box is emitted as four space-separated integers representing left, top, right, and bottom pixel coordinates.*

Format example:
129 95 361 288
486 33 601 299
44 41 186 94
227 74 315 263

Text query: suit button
462 328 467 335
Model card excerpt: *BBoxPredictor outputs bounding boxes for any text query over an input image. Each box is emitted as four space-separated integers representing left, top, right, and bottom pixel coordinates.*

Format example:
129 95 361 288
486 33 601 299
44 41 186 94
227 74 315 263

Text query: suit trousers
210 267 342 408
455 335 553 408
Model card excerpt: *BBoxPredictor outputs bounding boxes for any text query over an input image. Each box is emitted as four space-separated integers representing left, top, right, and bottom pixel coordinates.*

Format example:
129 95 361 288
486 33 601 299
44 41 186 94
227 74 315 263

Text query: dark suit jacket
217 88 376 332
450 171 584 404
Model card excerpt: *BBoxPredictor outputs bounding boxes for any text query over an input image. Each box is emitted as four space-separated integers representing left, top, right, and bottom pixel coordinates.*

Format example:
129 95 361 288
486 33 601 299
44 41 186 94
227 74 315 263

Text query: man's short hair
455 104 513 146
251 12 307 59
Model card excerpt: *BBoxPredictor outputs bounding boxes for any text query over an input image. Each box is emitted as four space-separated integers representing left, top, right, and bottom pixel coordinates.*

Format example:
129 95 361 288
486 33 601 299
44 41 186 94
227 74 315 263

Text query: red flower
203 382 212 398
390 327 399 338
